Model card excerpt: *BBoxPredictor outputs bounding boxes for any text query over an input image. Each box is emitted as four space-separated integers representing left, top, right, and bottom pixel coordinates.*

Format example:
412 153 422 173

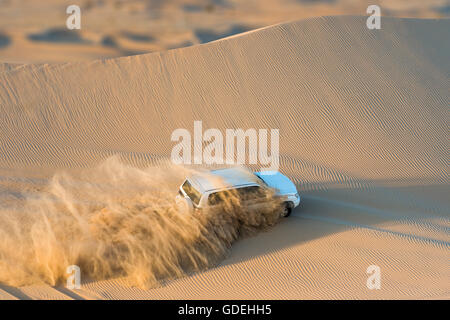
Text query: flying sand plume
0 157 282 288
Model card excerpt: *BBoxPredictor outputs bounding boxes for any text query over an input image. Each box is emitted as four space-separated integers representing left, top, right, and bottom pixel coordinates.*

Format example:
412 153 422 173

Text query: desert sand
0 0 448 63
0 3 449 300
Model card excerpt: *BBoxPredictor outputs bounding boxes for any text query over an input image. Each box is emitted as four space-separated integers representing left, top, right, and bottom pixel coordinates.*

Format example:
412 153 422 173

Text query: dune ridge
0 17 448 181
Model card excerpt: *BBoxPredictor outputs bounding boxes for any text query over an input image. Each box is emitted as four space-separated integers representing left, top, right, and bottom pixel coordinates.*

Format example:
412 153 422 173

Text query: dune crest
0 16 448 182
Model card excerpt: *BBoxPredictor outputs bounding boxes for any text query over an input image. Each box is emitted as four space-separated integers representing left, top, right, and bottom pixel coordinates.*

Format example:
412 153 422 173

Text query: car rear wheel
281 202 292 217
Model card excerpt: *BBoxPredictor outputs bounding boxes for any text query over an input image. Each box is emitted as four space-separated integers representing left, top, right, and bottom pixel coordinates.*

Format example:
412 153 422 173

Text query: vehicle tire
281 202 292 218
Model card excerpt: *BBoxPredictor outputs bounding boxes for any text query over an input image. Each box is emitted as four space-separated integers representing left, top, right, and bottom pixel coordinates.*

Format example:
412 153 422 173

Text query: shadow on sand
0 34 11 48
28 28 89 44
195 25 253 43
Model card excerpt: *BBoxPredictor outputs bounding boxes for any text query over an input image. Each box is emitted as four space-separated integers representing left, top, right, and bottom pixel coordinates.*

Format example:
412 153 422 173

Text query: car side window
208 190 229 206
237 186 266 202
208 186 266 206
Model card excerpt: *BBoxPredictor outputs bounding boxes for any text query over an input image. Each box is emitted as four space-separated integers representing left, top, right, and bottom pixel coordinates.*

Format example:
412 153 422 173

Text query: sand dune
0 16 448 299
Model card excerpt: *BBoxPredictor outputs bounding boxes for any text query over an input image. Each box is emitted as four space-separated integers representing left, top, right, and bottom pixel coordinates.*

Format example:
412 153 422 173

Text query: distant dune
0 16 448 299
0 0 447 63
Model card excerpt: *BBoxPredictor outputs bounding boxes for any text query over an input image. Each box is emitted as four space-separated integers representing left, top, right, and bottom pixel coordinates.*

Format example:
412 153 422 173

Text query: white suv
177 167 300 217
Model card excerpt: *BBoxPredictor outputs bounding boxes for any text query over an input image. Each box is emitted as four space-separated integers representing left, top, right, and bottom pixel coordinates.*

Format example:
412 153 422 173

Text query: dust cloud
0 157 282 288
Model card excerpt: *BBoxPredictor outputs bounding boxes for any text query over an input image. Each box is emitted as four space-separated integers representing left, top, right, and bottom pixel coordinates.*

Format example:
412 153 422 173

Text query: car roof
188 167 261 193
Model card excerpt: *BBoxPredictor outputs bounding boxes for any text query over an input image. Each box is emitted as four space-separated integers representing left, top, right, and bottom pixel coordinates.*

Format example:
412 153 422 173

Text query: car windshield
254 174 268 187
182 180 202 206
